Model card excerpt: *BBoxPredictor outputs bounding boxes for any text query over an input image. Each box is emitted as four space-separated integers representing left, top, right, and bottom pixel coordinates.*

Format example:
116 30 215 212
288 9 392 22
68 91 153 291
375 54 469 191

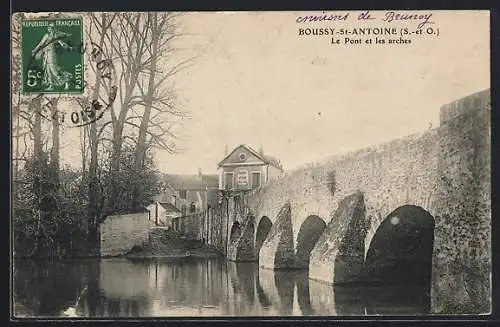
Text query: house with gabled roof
217 144 284 191
146 201 182 227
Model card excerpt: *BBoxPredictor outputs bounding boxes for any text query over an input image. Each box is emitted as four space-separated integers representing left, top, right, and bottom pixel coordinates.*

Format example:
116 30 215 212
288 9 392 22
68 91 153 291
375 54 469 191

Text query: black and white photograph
10 10 491 318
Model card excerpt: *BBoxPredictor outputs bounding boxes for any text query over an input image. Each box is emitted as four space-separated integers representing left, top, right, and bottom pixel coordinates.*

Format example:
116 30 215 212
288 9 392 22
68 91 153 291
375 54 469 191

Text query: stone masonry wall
227 218 256 261
431 89 491 314
206 207 227 253
178 212 205 240
309 191 367 284
173 200 232 254
99 212 150 257
259 203 296 269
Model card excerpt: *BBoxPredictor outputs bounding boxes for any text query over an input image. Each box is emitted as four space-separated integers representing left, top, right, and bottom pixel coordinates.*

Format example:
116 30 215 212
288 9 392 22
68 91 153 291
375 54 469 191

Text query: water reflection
259 268 295 315
13 258 430 317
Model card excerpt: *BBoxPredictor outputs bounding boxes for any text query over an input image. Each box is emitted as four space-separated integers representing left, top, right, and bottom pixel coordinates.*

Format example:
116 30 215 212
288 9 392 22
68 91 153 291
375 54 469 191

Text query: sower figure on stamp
31 23 74 91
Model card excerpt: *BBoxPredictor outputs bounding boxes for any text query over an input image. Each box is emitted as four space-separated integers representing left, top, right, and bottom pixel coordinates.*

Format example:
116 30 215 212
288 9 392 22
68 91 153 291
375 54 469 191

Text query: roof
131 207 150 213
262 154 282 170
159 202 181 213
163 174 219 191
100 206 149 224
218 144 283 170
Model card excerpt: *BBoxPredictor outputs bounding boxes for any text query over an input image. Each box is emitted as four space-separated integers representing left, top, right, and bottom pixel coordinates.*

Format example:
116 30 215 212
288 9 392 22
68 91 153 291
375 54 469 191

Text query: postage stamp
14 13 117 128
21 17 84 94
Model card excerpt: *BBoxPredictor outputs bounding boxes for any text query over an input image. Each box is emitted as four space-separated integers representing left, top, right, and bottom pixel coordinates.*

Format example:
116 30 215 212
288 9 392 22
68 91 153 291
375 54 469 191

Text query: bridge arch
363 205 435 286
255 216 273 258
230 221 242 245
295 215 327 268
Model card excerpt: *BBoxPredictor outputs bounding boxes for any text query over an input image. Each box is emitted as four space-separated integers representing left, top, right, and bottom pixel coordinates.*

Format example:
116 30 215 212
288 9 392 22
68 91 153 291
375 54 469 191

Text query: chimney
198 168 202 179
224 144 228 155
259 144 264 155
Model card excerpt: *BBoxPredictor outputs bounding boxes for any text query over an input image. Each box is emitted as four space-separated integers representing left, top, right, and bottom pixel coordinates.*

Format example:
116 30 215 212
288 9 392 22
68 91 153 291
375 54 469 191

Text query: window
179 190 187 199
224 172 234 190
190 202 196 213
239 152 247 161
181 205 187 216
252 172 261 188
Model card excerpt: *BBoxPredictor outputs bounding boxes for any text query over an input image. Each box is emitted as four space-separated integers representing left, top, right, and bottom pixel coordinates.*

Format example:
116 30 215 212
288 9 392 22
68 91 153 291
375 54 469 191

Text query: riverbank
124 229 222 260
13 229 224 261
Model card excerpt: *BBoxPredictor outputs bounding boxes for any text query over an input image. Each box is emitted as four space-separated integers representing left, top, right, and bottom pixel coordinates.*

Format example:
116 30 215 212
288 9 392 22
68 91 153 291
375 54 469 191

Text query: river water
13 257 430 318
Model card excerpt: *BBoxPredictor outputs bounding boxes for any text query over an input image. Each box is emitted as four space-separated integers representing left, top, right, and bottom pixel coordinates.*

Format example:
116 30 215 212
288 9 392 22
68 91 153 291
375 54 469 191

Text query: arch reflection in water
294 270 315 315
258 268 318 316
332 284 430 316
363 285 430 315
226 262 257 315
308 279 337 316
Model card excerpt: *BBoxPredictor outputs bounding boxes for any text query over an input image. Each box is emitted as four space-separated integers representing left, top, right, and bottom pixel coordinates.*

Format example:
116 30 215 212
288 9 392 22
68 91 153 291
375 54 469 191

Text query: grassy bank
125 229 222 259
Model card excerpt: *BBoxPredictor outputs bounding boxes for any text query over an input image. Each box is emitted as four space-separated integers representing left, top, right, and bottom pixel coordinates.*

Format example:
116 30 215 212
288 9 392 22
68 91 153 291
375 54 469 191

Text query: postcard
11 10 491 318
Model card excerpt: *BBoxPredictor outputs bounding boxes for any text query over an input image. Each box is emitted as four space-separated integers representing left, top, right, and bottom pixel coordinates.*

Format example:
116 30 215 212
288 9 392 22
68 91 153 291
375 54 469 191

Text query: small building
146 201 182 228
155 170 219 216
217 144 284 191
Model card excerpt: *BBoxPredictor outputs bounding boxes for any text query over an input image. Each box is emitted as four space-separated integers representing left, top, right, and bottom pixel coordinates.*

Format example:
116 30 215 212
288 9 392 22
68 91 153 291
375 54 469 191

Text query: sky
51 10 490 175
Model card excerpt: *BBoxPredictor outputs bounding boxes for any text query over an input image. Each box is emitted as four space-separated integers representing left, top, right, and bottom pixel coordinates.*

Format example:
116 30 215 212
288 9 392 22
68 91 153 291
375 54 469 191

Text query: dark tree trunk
50 98 60 186
33 97 42 158
87 14 108 252
110 123 124 209
132 12 159 210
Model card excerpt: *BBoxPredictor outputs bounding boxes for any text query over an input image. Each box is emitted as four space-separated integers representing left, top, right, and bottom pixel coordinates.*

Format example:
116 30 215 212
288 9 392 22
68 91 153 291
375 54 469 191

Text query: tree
11 12 198 258
91 12 192 210
101 144 166 213
130 12 192 209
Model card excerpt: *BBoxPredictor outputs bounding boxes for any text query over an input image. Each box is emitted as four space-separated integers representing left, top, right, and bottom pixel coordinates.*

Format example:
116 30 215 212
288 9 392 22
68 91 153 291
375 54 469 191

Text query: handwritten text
296 11 435 29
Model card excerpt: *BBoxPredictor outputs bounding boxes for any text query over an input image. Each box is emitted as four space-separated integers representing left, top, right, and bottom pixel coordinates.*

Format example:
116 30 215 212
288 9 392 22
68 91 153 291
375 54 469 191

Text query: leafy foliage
100 144 167 214
13 147 165 258
12 12 189 258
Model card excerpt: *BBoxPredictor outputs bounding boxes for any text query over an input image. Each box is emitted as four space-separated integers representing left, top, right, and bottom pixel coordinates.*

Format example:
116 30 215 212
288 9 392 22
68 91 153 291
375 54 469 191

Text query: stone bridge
225 89 490 314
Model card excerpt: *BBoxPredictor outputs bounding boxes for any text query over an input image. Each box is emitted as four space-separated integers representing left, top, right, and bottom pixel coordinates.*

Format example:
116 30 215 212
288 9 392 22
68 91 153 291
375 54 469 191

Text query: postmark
15 13 118 127
33 41 117 127
21 17 84 94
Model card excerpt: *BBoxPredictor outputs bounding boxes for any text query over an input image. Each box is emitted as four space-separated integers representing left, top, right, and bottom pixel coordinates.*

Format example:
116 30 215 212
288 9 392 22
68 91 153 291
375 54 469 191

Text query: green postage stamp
21 17 84 94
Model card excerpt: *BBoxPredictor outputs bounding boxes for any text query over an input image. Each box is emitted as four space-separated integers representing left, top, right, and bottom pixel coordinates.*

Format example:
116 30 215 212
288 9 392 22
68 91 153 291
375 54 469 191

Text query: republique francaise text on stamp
21 17 84 94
